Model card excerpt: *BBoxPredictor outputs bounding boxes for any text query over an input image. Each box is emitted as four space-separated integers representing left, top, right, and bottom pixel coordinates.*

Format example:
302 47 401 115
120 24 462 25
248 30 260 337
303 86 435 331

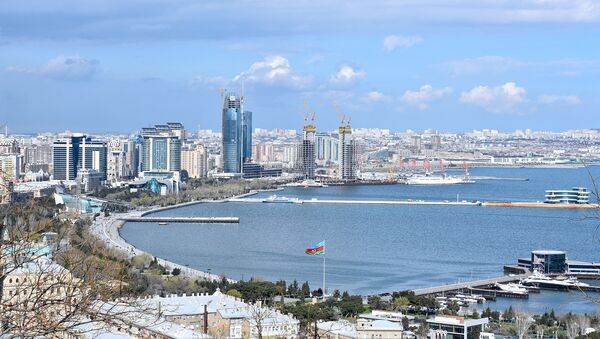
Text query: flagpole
322 240 326 300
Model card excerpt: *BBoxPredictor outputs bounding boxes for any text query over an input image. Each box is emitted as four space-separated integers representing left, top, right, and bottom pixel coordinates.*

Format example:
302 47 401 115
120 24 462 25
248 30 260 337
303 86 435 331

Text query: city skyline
1 1 600 133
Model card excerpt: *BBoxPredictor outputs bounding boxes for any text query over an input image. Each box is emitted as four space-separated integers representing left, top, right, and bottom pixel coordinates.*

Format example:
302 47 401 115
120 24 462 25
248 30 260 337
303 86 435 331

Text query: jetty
118 216 240 223
227 197 598 209
228 197 481 206
412 274 529 296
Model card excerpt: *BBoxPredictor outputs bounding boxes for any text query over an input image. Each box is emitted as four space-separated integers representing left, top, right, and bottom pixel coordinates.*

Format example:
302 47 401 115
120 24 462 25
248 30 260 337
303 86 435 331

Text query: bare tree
247 302 275 339
576 315 590 336
514 311 533 339
0 170 157 337
565 316 579 339
535 324 545 339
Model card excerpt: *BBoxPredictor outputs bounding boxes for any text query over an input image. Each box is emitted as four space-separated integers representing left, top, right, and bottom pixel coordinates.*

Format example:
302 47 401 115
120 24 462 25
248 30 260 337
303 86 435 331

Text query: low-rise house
318 318 408 339
356 318 404 338
143 289 299 338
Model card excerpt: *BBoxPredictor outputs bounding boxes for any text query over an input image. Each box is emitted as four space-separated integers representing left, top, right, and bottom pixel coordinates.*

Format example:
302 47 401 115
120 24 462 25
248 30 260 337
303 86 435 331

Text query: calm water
121 167 600 313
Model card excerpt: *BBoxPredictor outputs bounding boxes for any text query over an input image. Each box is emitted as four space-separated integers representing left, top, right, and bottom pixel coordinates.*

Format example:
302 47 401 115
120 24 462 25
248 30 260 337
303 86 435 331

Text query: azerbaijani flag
305 241 325 256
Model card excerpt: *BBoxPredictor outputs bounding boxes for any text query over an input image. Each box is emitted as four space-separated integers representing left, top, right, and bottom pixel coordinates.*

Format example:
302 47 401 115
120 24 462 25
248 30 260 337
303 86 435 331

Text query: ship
405 159 473 185
520 271 590 290
495 282 528 295
285 180 328 188
405 174 472 185
263 195 302 204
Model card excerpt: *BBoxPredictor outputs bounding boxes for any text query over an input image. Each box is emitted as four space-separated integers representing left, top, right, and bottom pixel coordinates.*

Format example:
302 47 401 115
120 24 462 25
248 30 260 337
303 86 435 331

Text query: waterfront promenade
90 209 231 282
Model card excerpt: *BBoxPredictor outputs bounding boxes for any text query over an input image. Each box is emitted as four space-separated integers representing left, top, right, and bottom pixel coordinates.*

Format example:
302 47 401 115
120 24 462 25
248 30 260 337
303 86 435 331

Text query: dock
227 198 598 209
483 202 598 209
412 274 528 296
228 197 481 206
118 216 240 223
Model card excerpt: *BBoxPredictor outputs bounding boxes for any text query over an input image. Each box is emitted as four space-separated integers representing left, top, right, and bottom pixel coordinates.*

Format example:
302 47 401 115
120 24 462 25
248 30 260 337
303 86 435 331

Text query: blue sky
1 1 599 133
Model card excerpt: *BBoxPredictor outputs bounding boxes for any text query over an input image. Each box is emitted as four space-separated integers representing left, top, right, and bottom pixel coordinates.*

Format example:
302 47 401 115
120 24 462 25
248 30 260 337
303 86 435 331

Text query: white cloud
383 35 423 51
189 75 229 89
362 91 392 103
233 55 311 89
329 65 366 84
6 55 100 80
538 94 581 105
400 85 452 110
460 82 526 113
441 56 524 76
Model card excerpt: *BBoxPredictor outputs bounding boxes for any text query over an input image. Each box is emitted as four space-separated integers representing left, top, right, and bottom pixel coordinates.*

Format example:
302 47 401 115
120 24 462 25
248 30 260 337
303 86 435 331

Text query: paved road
91 212 230 282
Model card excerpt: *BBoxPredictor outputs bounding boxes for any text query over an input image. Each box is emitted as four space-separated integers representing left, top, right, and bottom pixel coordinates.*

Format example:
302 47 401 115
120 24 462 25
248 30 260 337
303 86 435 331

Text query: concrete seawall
92 211 234 282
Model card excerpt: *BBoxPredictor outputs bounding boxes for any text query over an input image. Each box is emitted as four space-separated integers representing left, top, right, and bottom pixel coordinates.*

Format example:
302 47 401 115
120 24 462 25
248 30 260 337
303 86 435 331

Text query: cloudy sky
1 0 599 133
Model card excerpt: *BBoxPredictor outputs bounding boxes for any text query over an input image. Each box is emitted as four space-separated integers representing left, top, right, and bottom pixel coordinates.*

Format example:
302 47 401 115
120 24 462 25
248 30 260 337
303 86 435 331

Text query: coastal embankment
90 189 276 282
91 207 233 282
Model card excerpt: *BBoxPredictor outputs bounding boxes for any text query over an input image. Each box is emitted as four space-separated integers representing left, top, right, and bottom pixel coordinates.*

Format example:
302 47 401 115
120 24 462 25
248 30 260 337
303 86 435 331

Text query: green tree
226 289 243 299
393 296 411 313
301 281 311 298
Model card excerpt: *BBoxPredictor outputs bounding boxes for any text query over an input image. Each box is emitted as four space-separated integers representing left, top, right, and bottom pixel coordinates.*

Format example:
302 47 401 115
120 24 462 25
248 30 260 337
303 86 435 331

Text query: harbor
117 216 240 223
228 196 598 209
120 167 600 312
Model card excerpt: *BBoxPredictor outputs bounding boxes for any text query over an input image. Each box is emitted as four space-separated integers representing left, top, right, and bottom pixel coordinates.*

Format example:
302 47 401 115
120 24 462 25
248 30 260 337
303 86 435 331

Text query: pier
412 274 528 296
227 197 598 209
228 197 481 206
118 216 240 223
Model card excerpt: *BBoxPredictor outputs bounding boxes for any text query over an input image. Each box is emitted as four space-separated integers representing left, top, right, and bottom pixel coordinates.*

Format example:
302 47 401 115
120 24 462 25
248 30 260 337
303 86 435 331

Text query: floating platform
119 217 240 223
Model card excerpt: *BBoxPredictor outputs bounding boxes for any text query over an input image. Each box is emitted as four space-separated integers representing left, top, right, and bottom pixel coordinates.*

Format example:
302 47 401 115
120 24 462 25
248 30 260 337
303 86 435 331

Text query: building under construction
338 118 357 180
300 113 316 179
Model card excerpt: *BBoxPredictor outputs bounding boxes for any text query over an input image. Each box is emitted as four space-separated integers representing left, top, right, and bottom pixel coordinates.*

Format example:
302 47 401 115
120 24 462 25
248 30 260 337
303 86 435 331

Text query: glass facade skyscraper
52 135 107 181
221 94 252 173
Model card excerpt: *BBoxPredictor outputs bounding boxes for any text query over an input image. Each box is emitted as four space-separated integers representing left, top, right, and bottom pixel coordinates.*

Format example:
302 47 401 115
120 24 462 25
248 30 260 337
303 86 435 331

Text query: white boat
495 283 528 294
520 271 583 290
406 174 472 185
263 195 301 204
285 180 328 188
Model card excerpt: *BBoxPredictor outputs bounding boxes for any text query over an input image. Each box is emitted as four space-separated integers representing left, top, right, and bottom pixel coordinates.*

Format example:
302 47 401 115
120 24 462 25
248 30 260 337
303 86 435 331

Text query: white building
426 316 489 339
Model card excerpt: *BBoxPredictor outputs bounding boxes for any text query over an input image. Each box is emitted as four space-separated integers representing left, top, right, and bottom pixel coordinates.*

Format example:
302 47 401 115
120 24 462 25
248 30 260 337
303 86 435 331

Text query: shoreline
89 189 277 283
92 175 599 299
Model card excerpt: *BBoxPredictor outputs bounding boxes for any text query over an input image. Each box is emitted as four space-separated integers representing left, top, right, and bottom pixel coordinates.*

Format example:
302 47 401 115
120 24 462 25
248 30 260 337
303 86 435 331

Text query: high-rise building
431 134 441 150
0 139 19 155
23 144 53 171
0 154 23 181
181 144 208 179
338 120 357 180
124 138 141 178
140 124 183 173
316 133 339 166
52 134 107 181
411 135 422 153
107 150 127 182
300 115 316 179
221 93 252 173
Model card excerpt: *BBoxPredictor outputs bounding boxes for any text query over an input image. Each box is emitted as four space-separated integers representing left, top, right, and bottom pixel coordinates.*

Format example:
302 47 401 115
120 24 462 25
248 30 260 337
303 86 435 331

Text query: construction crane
0 123 7 137
332 101 345 125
